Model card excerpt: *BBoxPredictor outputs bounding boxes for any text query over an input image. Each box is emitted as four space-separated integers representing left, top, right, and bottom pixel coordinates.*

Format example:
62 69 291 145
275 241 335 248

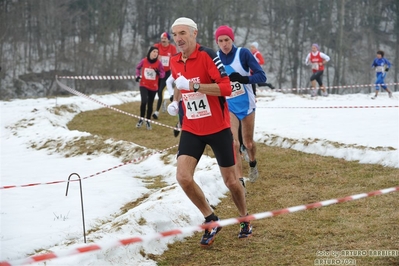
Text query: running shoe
146 121 152 130
240 145 250 162
152 111 159 119
310 88 318 97
200 219 222 247
249 165 259 183
389 92 392 98
136 120 143 128
238 221 253 239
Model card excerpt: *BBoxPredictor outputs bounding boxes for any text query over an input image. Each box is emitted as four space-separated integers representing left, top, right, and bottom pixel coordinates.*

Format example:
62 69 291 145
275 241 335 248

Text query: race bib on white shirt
144 68 156 80
160 56 170 67
182 92 212 119
311 63 319 70
375 66 385 72
226 81 246 99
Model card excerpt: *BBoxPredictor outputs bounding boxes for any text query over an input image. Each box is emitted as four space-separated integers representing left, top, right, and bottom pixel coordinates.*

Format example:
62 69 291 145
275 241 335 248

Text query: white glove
175 76 190 91
167 101 179 116
166 75 175 95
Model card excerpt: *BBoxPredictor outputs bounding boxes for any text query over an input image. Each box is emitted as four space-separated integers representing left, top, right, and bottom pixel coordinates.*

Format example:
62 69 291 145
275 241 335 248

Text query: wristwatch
193 83 200 92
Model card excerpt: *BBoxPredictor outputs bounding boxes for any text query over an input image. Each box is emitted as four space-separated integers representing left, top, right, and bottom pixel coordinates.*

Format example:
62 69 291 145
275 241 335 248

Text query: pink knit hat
215 25 234 43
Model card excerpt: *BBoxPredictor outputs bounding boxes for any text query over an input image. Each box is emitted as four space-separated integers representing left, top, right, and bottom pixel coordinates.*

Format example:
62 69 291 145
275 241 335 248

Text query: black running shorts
310 70 324 86
177 128 235 167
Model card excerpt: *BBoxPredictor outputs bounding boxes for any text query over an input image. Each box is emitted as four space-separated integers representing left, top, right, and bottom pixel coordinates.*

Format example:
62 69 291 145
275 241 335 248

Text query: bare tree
0 0 397 99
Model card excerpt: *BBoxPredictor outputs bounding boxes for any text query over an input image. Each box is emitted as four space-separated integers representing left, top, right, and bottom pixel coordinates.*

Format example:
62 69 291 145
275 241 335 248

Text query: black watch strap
193 83 200 92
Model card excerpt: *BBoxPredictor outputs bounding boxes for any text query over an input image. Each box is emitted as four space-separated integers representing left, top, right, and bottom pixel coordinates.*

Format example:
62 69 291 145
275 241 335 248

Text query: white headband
171 17 198 30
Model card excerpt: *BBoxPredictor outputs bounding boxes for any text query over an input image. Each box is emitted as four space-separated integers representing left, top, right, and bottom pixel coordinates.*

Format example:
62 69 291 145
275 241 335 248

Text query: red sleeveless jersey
309 51 324 72
139 59 163 91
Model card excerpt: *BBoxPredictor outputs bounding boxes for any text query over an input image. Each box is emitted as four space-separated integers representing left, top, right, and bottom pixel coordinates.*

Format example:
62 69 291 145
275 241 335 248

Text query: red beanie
215 25 234 43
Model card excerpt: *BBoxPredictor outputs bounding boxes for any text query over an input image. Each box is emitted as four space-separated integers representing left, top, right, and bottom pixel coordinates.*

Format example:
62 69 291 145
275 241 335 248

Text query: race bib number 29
227 81 245 99
182 92 212 119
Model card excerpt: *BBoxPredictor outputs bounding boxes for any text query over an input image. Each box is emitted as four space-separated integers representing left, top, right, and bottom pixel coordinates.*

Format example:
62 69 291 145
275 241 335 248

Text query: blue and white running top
218 48 256 120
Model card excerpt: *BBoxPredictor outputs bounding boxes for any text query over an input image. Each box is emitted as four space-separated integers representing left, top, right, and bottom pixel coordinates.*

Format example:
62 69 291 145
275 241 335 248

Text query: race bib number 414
182 92 212 119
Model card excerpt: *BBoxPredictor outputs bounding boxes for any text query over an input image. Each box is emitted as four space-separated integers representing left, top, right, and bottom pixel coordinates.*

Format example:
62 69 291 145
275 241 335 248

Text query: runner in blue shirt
371 50 392 99
215 25 266 186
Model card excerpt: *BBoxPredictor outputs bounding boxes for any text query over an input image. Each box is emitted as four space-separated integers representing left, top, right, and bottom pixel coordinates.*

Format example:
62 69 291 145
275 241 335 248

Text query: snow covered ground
1 89 398 265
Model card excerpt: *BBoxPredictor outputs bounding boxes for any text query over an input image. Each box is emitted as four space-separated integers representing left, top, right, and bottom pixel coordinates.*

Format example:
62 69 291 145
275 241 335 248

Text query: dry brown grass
68 101 399 266
68 102 181 150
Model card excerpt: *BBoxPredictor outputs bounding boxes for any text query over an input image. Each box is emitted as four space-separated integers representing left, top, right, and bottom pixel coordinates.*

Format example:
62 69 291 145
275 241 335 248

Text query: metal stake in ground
65 173 86 243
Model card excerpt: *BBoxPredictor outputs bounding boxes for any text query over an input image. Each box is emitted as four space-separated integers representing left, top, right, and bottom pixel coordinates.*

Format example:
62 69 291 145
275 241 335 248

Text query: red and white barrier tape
57 75 399 92
1 79 182 190
258 105 399 109
0 144 178 190
56 78 180 131
57 75 137 80
1 185 397 266
4 79 392 190
263 82 399 92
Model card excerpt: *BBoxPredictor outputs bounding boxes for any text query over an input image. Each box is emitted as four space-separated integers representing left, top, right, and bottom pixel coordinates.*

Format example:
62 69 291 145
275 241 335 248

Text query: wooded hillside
1 0 398 99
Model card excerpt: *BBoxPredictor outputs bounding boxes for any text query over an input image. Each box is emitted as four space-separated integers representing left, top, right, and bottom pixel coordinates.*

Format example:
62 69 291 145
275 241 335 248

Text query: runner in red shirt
135 46 165 129
305 43 330 97
167 17 252 247
249 41 275 91
153 32 177 119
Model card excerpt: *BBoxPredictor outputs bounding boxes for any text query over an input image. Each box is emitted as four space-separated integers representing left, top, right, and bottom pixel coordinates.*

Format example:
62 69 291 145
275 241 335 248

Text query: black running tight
139 87 157 119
